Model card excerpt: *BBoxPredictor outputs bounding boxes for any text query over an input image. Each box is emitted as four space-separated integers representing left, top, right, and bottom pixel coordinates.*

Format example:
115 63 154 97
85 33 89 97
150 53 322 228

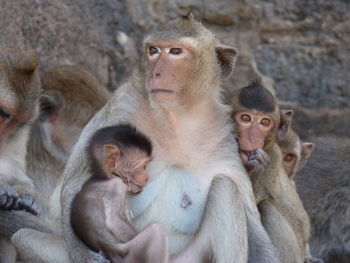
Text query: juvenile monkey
277 129 324 263
230 80 311 263
277 128 314 179
71 124 168 263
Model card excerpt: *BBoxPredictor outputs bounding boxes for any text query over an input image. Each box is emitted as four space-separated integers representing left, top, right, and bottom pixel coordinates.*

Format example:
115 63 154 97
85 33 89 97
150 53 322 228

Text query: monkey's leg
117 223 168 263
0 235 16 263
172 175 248 263
246 206 281 263
12 229 69 263
259 201 302 263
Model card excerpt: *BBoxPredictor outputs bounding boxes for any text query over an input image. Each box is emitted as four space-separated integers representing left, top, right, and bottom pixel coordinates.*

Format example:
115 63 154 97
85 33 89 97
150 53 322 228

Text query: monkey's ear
216 45 238 79
39 93 64 122
298 142 314 170
278 110 294 140
103 144 121 173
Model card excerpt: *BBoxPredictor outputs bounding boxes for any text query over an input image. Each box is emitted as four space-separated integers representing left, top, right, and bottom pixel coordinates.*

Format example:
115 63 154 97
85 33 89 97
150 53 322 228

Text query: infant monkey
71 124 168 263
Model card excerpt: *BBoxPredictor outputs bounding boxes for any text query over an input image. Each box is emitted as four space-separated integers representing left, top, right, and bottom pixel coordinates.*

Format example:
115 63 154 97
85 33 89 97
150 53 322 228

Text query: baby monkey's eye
149 46 160 56
261 118 271 126
169 48 182 55
241 114 251 122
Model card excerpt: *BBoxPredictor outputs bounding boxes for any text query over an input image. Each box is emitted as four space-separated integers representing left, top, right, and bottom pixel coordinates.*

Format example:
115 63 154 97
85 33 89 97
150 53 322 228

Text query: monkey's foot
0 184 41 215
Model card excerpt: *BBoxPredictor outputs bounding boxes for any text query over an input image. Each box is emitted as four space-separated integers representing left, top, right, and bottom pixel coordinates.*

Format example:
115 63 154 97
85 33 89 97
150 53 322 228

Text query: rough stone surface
0 0 349 138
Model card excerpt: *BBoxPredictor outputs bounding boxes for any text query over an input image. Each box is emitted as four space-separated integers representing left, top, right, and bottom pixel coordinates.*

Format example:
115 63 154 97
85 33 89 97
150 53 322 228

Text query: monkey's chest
127 166 209 253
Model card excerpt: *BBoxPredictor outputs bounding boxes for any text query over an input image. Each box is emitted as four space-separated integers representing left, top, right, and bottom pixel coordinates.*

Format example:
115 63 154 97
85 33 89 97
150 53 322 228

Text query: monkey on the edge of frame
0 46 41 215
71 124 168 263
229 79 312 263
4 65 110 263
295 136 350 263
0 46 42 263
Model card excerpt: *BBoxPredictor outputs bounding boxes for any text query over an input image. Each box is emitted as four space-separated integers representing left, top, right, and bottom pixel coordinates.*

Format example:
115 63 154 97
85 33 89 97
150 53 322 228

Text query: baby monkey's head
88 124 152 193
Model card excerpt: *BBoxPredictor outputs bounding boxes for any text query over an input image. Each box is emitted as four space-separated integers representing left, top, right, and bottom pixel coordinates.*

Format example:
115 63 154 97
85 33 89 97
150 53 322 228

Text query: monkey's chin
150 89 176 102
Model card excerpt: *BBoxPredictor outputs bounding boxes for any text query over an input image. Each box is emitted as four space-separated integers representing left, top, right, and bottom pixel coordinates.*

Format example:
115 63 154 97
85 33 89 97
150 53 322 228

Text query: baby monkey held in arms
71 124 168 263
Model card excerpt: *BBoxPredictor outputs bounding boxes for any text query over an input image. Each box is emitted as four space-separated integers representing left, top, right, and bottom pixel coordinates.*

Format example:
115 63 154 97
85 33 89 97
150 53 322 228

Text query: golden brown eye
169 48 182 55
283 153 295 162
261 118 271 126
149 46 159 56
241 114 251 122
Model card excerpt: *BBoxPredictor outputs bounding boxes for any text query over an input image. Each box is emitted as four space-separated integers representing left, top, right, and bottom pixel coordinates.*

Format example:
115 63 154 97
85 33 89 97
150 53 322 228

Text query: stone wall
1 0 349 137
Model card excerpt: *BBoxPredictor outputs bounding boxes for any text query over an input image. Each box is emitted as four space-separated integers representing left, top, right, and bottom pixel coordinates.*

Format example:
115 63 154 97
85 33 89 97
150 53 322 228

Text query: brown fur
230 82 311 263
9 66 109 263
57 15 278 263
0 46 41 263
296 136 350 263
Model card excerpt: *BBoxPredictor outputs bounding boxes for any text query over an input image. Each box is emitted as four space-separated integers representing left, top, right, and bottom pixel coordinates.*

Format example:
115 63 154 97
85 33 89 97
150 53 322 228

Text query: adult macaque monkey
277 128 314 179
71 125 168 263
9 65 110 263
230 80 311 263
0 46 41 263
55 14 278 263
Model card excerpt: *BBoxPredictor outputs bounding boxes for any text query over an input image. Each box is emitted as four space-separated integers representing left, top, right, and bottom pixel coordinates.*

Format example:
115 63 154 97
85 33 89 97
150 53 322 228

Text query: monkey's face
281 150 298 178
0 104 31 150
115 149 151 194
144 41 195 104
233 110 276 165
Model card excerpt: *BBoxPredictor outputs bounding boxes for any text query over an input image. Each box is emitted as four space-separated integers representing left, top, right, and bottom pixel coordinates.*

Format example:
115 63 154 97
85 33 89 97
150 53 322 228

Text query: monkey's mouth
239 150 254 165
151 89 174 94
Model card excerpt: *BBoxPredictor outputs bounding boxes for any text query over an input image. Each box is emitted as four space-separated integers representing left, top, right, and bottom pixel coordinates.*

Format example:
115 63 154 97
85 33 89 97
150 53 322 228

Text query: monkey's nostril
155 73 161 77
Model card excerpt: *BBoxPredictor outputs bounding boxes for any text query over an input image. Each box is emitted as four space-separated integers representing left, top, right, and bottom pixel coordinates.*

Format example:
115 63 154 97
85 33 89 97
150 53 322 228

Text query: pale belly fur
128 163 210 254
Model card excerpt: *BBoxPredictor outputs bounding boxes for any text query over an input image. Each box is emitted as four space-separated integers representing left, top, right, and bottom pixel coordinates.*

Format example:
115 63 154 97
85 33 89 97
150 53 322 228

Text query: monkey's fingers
15 194 41 215
0 184 20 210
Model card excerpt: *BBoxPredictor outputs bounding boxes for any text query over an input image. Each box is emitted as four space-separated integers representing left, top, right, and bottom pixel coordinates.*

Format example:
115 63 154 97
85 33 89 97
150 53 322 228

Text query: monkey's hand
247 149 270 172
0 184 41 215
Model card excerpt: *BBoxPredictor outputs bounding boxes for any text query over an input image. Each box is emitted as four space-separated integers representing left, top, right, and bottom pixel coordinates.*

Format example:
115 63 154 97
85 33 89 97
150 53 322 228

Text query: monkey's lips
240 150 254 165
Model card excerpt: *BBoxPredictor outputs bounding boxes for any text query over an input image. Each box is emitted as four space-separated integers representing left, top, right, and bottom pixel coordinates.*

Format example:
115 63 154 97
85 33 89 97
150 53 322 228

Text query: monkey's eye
0 108 12 120
260 118 271 126
169 48 182 55
283 153 295 162
240 114 251 122
149 46 160 56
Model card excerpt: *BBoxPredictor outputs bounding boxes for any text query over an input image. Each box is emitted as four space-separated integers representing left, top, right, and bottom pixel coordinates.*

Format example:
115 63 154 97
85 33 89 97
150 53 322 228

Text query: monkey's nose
154 72 161 78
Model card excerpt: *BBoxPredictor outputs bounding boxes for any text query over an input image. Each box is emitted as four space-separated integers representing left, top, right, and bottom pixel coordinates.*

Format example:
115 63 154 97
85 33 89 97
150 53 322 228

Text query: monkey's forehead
144 16 214 44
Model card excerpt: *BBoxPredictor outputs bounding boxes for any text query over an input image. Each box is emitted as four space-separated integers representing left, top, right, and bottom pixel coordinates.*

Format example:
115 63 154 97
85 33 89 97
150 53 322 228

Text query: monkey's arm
259 201 304 263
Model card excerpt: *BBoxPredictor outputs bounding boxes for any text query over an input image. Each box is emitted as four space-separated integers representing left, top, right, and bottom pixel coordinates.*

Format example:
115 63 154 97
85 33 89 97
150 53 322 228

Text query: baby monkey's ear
102 144 121 174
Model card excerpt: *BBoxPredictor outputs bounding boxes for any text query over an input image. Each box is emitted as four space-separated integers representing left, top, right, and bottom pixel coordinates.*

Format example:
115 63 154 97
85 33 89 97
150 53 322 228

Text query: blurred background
0 0 349 138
